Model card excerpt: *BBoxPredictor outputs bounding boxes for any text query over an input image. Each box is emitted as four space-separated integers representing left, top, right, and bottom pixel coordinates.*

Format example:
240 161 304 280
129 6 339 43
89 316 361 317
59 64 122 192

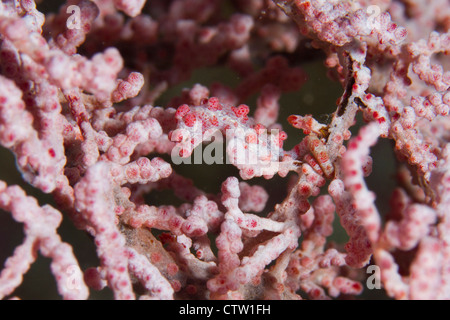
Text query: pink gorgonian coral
0 0 449 300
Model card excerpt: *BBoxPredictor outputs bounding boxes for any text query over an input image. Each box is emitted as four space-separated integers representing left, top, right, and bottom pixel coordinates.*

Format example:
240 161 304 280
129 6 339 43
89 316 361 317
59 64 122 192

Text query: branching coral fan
0 0 449 300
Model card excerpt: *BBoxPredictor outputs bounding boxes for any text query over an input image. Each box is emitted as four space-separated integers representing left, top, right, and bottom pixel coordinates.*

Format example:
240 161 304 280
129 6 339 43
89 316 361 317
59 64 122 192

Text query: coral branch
0 0 449 301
